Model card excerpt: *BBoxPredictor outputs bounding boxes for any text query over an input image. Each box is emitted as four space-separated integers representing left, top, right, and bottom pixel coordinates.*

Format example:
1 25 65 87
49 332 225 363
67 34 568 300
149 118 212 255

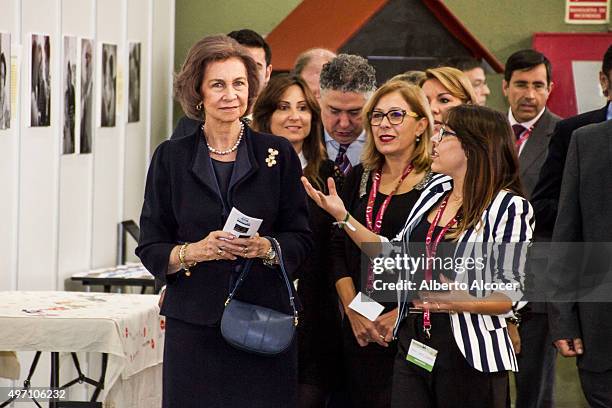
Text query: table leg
50 352 59 408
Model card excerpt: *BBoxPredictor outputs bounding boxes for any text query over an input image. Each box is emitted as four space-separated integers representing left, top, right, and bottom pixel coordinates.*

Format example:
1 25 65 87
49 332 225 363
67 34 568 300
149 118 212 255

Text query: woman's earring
415 134 421 143
195 102 203 111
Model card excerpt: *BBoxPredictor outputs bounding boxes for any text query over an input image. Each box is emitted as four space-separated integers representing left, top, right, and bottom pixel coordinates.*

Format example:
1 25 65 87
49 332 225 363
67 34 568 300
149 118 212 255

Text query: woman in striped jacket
302 104 532 407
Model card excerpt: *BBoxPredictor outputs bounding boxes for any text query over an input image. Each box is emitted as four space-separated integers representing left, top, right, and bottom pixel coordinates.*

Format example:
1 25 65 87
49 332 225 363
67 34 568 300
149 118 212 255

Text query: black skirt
163 317 297 408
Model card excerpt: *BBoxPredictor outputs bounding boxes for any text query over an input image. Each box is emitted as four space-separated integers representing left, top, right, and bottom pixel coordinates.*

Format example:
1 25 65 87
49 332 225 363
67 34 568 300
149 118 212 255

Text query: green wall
173 0 610 123
173 0 301 125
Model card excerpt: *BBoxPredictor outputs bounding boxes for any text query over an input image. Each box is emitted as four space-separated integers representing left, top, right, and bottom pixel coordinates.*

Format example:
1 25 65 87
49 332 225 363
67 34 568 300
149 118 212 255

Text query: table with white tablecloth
0 291 165 407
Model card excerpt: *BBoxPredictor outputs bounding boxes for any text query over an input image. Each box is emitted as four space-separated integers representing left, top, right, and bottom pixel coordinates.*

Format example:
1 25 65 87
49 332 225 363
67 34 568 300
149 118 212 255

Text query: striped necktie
335 143 352 175
512 124 526 139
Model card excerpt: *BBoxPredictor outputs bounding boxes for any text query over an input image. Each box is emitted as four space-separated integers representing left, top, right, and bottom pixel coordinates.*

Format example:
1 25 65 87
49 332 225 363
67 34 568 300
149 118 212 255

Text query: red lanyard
364 164 414 294
422 193 457 337
515 126 533 152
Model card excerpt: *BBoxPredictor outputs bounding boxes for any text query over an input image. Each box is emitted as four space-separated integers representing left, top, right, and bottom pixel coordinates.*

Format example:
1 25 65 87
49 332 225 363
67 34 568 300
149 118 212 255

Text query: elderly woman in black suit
136 35 311 408
252 74 344 408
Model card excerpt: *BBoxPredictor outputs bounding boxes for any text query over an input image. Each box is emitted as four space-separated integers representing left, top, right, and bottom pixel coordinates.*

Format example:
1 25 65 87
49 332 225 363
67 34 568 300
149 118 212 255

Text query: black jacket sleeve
135 142 178 285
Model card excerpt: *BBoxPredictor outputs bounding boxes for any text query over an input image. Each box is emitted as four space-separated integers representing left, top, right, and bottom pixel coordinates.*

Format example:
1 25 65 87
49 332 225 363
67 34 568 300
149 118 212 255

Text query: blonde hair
420 66 477 105
361 81 433 172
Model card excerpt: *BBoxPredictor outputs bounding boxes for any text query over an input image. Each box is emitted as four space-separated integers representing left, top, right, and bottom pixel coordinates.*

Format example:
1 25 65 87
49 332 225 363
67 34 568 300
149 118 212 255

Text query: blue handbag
220 237 298 356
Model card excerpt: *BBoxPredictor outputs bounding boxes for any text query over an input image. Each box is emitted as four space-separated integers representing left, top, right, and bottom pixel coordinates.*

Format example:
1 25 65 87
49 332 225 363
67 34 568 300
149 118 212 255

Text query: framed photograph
128 42 141 123
80 38 94 153
31 33 51 127
63 36 76 154
0 32 10 130
100 43 116 127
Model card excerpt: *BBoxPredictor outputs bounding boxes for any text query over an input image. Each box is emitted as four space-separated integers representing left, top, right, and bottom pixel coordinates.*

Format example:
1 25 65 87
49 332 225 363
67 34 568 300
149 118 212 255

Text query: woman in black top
136 36 311 408
326 80 435 408
253 74 344 408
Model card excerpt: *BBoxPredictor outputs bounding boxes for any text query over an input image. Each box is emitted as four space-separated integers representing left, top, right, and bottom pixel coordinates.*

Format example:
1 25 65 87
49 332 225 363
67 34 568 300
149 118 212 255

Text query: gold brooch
266 148 279 167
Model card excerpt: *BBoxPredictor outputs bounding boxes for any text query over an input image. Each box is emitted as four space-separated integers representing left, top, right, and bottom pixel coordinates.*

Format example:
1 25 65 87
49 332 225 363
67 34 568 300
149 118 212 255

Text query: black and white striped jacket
387 173 533 373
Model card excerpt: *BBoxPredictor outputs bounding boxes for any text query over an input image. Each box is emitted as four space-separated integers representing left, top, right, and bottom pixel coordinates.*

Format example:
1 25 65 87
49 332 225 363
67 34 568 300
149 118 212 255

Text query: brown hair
360 81 433 173
174 35 260 120
252 74 327 189
420 66 477 105
444 104 523 239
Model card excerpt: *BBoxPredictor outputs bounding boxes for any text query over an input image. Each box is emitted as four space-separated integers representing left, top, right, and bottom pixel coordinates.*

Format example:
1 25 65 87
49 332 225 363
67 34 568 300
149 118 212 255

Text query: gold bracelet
178 243 197 277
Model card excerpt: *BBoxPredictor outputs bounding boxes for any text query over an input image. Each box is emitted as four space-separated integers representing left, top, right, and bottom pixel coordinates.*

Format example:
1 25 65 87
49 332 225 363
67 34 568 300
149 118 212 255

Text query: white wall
0 0 174 290
0 0 174 399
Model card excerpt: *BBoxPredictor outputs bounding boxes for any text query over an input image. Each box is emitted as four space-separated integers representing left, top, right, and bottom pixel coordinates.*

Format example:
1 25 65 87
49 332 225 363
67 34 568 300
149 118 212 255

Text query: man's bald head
293 48 336 99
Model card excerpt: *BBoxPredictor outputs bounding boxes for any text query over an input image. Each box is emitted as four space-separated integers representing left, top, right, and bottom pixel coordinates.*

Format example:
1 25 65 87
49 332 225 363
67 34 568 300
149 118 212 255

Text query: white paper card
406 339 438 372
348 292 384 322
222 207 263 238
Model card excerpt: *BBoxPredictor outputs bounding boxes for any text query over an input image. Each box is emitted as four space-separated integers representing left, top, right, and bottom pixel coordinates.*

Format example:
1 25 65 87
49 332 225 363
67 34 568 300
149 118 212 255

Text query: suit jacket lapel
520 110 555 174
227 127 258 206
191 131 222 198
402 175 452 238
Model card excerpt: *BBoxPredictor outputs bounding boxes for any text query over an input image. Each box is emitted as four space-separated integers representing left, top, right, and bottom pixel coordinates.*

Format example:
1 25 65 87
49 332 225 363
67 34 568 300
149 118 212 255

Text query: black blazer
136 126 312 326
170 116 200 140
531 103 609 238
547 120 612 372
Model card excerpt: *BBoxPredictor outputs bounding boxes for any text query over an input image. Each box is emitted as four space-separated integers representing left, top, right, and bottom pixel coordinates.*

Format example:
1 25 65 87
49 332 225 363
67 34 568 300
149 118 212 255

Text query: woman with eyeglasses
318 80 434 408
303 104 532 407
420 67 477 133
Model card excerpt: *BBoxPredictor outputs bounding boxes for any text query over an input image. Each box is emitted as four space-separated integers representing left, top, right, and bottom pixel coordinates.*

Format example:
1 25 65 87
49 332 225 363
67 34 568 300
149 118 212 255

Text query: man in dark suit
548 119 612 407
531 45 612 239
171 29 272 139
502 49 560 408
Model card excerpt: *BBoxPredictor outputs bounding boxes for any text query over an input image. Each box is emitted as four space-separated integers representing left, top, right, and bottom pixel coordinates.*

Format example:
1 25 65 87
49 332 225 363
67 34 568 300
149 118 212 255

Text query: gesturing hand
301 176 347 222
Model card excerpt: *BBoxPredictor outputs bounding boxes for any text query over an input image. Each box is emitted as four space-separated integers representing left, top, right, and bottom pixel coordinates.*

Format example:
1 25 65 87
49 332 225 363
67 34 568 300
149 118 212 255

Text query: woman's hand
374 308 398 343
301 176 347 221
413 274 512 315
189 231 239 262
227 233 272 259
346 309 388 348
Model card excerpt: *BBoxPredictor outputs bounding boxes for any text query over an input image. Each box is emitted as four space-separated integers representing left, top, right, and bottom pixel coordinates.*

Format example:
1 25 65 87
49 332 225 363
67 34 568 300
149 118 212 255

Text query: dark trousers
342 318 396 408
514 310 557 408
579 368 612 408
391 313 509 408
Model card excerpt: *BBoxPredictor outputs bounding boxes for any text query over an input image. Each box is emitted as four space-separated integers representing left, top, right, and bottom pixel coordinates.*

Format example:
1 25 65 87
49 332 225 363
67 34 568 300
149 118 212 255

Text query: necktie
335 143 352 175
512 124 526 139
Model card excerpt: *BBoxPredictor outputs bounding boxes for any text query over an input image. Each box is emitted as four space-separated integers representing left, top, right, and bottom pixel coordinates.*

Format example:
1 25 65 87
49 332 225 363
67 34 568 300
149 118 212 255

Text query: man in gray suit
548 119 612 407
503 49 560 408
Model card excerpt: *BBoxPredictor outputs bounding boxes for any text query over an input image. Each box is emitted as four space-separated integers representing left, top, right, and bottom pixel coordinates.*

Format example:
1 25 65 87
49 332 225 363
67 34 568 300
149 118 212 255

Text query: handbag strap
224 237 298 327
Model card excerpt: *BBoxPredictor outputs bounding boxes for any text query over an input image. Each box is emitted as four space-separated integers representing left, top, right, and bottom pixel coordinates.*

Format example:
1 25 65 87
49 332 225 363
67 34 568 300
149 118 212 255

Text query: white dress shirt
324 129 366 167
508 108 546 156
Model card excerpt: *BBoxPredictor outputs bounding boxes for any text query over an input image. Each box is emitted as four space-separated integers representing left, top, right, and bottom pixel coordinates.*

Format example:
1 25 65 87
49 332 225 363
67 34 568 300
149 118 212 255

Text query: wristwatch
262 242 278 266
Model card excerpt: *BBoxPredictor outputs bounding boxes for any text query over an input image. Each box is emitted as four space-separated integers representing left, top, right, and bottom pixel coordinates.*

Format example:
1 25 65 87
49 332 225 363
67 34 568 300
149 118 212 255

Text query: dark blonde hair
174 35 260 120
420 66 477 105
361 81 433 172
444 105 523 239
252 74 327 189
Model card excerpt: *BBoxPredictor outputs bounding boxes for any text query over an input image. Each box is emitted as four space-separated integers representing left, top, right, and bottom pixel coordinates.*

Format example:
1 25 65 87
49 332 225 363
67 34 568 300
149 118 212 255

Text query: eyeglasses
431 127 457 143
368 109 419 126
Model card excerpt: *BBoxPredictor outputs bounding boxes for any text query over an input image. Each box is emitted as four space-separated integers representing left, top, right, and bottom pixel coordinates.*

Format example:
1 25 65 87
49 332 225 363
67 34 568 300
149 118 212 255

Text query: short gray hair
319 54 376 95
293 48 336 75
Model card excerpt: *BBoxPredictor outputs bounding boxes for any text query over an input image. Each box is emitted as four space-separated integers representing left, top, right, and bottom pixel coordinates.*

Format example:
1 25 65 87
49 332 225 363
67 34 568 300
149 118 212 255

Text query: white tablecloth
0 291 165 404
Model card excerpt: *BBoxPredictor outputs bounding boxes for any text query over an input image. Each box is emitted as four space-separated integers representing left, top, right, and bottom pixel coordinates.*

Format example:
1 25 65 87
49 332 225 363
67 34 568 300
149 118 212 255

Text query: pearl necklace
203 121 244 155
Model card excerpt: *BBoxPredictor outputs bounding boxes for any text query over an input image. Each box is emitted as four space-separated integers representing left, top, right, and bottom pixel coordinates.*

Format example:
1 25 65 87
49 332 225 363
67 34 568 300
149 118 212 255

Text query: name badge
348 292 384 321
406 339 438 372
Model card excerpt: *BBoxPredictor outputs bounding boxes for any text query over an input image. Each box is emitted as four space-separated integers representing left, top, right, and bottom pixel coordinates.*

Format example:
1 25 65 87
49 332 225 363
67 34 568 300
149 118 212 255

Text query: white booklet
348 291 385 322
222 207 263 238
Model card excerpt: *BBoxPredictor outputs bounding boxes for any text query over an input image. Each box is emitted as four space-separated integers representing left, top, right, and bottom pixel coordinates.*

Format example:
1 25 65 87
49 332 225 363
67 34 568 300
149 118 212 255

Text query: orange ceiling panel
266 0 388 71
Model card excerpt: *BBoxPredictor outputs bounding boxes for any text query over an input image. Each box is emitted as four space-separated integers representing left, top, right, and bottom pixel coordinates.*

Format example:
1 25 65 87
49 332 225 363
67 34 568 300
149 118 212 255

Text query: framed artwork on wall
0 32 10 130
30 33 51 127
100 43 117 127
63 36 76 154
80 38 94 153
128 42 140 123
